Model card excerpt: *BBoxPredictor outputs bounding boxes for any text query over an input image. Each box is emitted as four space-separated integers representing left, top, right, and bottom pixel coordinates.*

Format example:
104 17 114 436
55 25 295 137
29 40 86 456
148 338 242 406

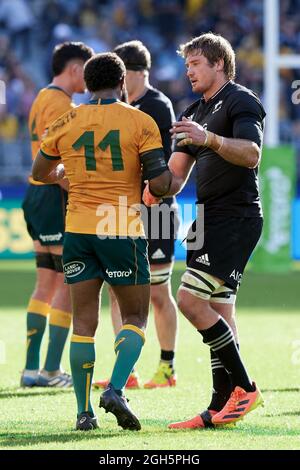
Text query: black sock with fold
207 343 240 411
208 348 232 411
198 318 253 392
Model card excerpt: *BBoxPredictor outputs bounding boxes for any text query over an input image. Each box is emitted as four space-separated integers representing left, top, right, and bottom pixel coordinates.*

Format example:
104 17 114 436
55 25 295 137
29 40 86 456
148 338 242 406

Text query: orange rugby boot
168 410 217 429
212 382 264 425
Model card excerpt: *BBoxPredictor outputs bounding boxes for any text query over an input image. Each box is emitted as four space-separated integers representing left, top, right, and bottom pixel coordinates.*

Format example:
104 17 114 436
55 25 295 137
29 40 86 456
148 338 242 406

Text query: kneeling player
32 52 172 431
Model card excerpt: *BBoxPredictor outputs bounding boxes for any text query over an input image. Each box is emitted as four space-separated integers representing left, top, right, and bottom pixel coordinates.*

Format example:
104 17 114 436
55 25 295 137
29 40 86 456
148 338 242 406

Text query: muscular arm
205 133 261 169
164 151 195 196
172 119 260 169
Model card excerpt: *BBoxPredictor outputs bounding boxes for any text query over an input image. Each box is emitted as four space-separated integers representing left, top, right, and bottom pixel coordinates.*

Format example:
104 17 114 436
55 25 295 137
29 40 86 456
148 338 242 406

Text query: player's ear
216 58 224 73
65 62 76 80
69 61 82 77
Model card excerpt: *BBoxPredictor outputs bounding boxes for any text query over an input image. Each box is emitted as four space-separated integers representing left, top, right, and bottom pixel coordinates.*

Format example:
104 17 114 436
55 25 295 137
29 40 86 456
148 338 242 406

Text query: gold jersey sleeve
135 111 165 154
28 86 74 185
29 87 73 159
40 107 77 158
40 100 164 236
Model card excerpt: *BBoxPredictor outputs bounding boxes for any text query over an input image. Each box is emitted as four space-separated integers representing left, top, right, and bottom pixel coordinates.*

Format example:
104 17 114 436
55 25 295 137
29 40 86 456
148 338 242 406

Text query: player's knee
32 284 54 304
53 280 71 312
177 288 195 318
73 314 98 337
177 288 214 329
150 286 169 311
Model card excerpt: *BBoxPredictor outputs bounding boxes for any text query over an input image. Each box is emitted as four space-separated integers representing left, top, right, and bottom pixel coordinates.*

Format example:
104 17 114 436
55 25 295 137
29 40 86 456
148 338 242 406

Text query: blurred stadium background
0 0 300 450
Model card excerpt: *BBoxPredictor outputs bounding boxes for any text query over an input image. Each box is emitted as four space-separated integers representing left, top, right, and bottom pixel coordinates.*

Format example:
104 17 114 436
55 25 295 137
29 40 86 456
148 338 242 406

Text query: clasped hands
142 117 207 206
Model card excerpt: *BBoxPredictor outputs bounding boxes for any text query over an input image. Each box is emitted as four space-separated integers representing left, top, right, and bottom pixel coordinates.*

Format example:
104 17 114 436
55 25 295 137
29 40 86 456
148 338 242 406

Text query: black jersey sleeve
227 91 266 148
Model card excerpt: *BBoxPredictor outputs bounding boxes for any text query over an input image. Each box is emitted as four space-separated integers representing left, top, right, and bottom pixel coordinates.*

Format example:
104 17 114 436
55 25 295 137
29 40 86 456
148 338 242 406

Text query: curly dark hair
84 53 126 92
114 40 151 71
52 42 93 76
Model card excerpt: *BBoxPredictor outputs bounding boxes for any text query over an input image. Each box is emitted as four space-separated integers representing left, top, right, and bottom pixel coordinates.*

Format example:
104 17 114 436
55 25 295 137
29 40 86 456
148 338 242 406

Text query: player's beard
121 87 129 103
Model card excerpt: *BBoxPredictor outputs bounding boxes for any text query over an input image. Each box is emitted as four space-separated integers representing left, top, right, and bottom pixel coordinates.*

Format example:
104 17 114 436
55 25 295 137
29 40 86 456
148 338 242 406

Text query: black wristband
140 148 168 180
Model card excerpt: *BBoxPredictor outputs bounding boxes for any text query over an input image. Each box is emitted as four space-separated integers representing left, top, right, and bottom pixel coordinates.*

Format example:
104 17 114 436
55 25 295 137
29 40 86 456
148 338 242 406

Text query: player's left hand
142 184 161 206
170 116 207 146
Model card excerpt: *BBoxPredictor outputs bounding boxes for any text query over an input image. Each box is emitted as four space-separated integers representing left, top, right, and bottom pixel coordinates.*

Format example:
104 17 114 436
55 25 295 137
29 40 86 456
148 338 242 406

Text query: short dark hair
52 42 94 76
178 33 236 80
84 53 126 92
114 40 151 71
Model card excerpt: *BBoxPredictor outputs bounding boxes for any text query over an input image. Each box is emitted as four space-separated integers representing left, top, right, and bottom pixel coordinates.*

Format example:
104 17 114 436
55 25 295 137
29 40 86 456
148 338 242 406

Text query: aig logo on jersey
230 269 242 284
212 100 223 114
64 261 86 278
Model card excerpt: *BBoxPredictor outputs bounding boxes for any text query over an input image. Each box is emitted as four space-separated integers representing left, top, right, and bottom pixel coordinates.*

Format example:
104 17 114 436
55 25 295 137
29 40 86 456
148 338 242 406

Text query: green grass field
0 260 300 450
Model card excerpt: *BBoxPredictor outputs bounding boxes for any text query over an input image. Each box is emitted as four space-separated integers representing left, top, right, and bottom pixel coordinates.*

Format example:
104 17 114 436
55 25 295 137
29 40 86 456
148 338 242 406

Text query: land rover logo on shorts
106 268 132 278
63 261 86 277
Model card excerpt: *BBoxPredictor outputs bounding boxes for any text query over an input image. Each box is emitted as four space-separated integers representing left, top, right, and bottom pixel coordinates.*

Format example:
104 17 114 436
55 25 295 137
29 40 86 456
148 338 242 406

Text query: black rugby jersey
175 81 266 217
132 86 175 163
132 86 176 205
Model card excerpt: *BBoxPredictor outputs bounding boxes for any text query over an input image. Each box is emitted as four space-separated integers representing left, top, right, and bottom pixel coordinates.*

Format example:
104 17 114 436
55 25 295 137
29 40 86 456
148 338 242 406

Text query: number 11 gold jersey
40 98 163 236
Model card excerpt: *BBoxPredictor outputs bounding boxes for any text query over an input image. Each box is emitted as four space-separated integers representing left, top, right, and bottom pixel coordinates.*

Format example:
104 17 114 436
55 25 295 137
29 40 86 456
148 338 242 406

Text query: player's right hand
142 184 161 206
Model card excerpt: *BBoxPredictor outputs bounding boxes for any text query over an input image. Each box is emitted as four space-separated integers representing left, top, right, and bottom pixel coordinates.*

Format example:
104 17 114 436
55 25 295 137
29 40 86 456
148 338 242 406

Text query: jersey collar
201 80 232 104
47 84 71 98
131 86 151 105
88 98 119 105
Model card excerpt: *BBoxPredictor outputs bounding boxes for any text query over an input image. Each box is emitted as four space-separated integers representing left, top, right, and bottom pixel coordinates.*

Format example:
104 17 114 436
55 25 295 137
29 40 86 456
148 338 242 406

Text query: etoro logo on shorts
106 268 132 279
64 261 86 278
39 232 63 242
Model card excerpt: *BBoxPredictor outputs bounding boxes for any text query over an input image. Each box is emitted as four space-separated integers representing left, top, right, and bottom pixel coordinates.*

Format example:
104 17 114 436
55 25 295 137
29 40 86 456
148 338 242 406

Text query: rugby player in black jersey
144 33 266 428
93 40 179 390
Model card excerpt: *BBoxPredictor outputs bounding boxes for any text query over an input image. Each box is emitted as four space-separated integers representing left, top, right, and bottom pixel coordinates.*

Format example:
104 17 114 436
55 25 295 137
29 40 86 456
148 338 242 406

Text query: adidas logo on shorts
195 254 210 266
151 249 166 260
